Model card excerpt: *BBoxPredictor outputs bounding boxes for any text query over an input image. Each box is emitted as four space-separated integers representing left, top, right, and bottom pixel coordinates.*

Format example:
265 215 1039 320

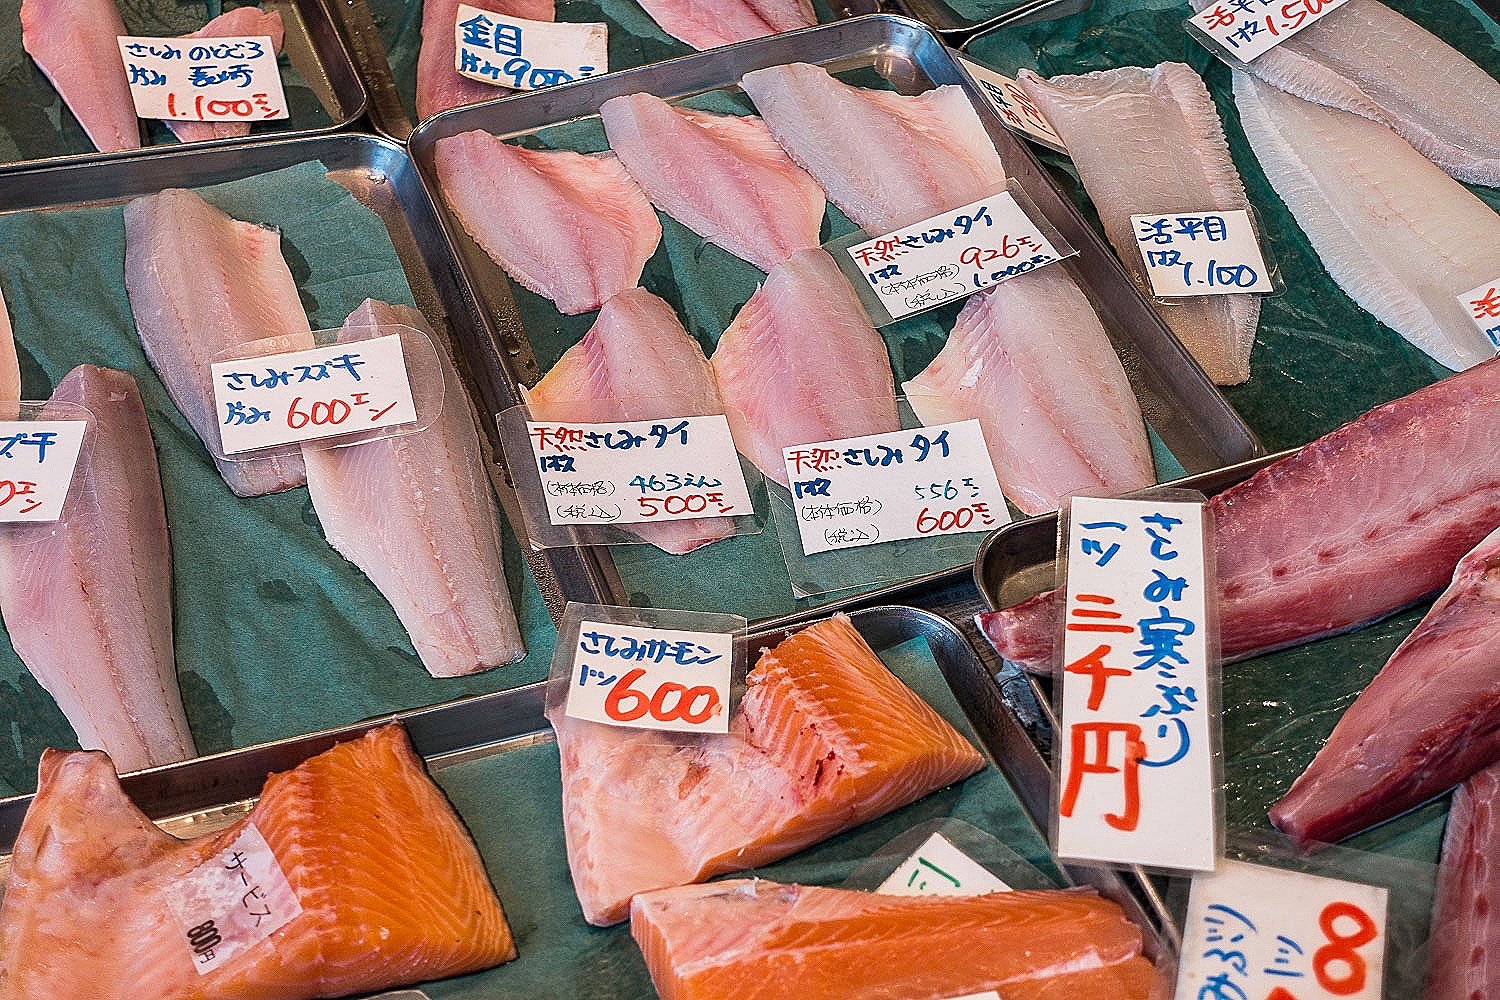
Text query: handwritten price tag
565 620 733 734
877 833 1011 897
0 421 86 522
117 35 287 123
1132 210 1273 297
1188 0 1350 62
454 5 607 90
167 824 301 975
1460 278 1500 353
954 56 1066 154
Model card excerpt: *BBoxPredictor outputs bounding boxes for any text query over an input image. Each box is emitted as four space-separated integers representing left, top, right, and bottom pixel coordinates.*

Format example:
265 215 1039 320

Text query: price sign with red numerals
564 619 736 735
1187 0 1351 62
117 35 288 123
1459 278 1500 354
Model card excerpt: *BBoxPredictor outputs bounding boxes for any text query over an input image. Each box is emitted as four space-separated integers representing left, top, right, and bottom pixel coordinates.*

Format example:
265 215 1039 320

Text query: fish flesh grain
0 284 19 404
902 267 1154 516
632 880 1156 1000
1018 63 1260 386
124 187 314 497
636 0 815 51
599 92 826 273
167 8 286 144
415 0 554 121
435 130 662 315
303 300 525 678
710 249 899 488
0 724 516 999
550 615 985 926
1234 72 1500 372
0 366 193 773
1425 760 1500 1000
525 288 734 555
20 0 140 152
739 63 1008 234
977 355 1500 676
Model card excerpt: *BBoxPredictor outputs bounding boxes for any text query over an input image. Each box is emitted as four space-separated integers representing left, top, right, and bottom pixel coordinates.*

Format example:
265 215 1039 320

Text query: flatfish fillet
0 724 516 999
1426 760 1500 1000
167 7 286 144
415 0 555 120
20 0 141 152
636 0 815 50
549 615 985 926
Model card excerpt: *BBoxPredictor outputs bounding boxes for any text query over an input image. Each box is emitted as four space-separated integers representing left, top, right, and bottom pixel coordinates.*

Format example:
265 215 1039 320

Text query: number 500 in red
603 667 722 726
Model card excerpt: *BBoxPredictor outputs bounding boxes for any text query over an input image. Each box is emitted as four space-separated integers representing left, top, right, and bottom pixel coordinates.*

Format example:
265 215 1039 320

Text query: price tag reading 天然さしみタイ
117 35 288 123
454 5 607 91
1187 0 1352 62
168 824 302 975
1460 278 1500 354
1132 210 1274 297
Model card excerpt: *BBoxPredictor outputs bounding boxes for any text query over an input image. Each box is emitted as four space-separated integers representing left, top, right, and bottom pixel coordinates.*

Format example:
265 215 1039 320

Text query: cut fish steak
636 0 815 51
20 0 141 152
167 7 286 144
1425 760 1500 1000
415 0 555 120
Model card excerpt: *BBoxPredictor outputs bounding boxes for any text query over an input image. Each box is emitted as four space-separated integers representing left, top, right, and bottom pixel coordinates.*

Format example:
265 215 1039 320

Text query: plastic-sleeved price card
876 832 1012 897
1187 0 1351 62
454 5 607 90
0 419 86 522
953 55 1067 154
1460 278 1500 353
1132 210 1275 297
167 824 301 975
117 35 288 122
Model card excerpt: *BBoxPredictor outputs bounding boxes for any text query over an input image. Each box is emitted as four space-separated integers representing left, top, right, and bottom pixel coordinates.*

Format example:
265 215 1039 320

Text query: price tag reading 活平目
565 620 734 735
876 833 1011 897
1460 278 1500 353
168 824 302 975
0 421 87 523
1188 0 1350 62
953 56 1066 154
1176 859 1388 1000
1132 210 1274 297
454 4 607 91
117 35 288 123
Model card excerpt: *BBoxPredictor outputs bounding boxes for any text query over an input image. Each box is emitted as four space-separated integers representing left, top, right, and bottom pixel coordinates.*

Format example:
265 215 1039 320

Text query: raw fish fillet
304 300 525 677
740 63 1008 233
0 724 516 999
599 93 826 272
902 268 1153 515
415 0 555 120
1426 760 1500 1000
711 249 898 488
636 0 815 51
1018 63 1260 386
0 366 192 773
124 187 314 496
0 284 19 404
1234 72 1500 372
526 288 734 555
435 130 662 315
167 8 286 144
978 356 1500 675
20 0 140 152
633 880 1155 1000
550 615 985 925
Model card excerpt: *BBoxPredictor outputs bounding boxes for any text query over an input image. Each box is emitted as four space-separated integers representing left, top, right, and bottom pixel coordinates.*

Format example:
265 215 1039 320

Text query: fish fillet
902 268 1154 515
1018 63 1260 386
740 63 1008 234
124 187 314 496
20 0 140 152
549 615 985 926
1234 72 1500 372
599 93 826 272
0 366 192 773
711 249 898 488
1426 760 1500 1000
435 129 662 315
0 284 19 404
0 724 516 999
978 355 1500 675
636 0 815 51
415 0 555 121
303 300 525 678
167 7 286 144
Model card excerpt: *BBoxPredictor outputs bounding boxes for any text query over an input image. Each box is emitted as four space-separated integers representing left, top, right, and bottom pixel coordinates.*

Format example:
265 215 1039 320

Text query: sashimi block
415 0 555 120
636 0 815 51
168 8 286 144
20 0 141 152
1426 760 1500 999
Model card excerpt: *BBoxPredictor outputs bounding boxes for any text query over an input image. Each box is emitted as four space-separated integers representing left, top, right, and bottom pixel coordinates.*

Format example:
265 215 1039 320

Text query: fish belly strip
20 0 140 152
1426 761 1500 999
636 0 815 50
415 0 555 120
167 8 286 143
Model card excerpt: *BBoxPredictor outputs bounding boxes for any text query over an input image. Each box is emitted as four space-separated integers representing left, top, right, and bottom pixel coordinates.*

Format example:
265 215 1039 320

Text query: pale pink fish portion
526 288 734 555
415 0 555 121
903 268 1153 516
124 187 314 497
435 130 662 315
0 284 20 405
636 0 815 50
20 0 141 152
1427 761 1500 1000
0 366 193 772
710 249 898 488
167 7 286 144
303 299 525 678
599 93 826 273
739 63 1008 234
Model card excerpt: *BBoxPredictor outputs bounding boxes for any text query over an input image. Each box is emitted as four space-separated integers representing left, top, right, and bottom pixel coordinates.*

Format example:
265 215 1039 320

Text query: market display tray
894 0 1093 38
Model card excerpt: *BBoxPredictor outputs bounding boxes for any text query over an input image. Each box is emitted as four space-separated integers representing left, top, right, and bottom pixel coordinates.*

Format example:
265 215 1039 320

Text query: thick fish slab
0 725 515 999
435 129 662 315
124 187 313 496
550 616 985 926
636 0 815 50
415 0 555 120
1019 63 1260 386
167 8 286 144
0 366 192 773
1426 761 1500 1000
740 63 1008 234
903 268 1154 515
1235 72 1500 372
599 93 826 272
20 0 141 152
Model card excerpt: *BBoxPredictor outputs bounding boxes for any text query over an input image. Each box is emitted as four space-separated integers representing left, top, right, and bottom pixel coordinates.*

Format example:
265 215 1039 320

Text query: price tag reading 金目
1187 0 1351 62
0 421 87 522
877 833 1011 897
1132 210 1274 297
117 35 288 123
1460 278 1500 353
168 824 302 975
454 5 608 91
953 56 1066 154
565 620 734 735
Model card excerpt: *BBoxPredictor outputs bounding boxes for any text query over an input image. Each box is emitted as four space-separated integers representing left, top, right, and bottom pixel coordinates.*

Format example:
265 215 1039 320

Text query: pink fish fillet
977 356 1500 675
0 366 194 772
710 249 899 488
636 0 815 50
1426 760 1500 999
599 93 826 272
20 0 141 152
902 267 1153 516
415 0 555 121
303 300 525 677
526 288 734 555
124 188 314 497
739 63 1008 234
435 130 662 315
0 285 20 405
167 7 286 144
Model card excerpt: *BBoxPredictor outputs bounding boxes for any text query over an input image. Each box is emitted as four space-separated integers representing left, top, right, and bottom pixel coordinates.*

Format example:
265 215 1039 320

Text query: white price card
877 833 1011 897
1459 278 1500 353
167 824 302 975
1176 860 1388 1000
211 334 418 455
953 56 1066 154
117 35 288 123
944 994 1002 1000
454 5 607 90
782 419 1011 556
1056 496 1217 872
0 421 86 522
565 620 734 734
1188 0 1351 62
1132 210 1274 296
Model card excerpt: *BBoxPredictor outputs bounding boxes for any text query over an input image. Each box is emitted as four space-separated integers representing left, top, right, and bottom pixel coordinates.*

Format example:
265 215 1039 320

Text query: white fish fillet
636 0 815 50
20 0 140 152
1233 72 1500 371
1019 63 1260 386
0 284 19 405
167 7 286 144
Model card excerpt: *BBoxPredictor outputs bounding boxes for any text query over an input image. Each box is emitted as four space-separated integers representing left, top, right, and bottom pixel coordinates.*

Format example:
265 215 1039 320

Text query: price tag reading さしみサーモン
565 620 735 735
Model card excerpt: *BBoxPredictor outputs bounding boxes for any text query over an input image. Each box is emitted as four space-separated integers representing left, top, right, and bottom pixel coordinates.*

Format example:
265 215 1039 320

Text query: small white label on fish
1131 210 1274 297
1187 0 1352 62
0 420 86 522
877 833 1011 897
1459 278 1500 354
943 994 1003 1000
953 56 1067 154
454 5 608 90
565 620 734 734
117 35 288 123
169 824 302 975
1176 860 1388 1000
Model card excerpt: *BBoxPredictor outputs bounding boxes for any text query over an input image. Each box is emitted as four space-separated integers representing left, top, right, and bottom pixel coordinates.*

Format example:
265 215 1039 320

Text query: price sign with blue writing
876 832 1011 897
1132 210 1274 297
117 35 287 123
454 4 607 91
1187 0 1350 62
566 620 734 735
0 421 87 523
1460 278 1500 354
167 824 301 975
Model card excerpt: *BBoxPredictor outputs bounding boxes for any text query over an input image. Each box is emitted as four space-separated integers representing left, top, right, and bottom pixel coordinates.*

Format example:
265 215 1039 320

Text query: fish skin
0 284 19 405
550 615 986 926
0 366 193 773
167 8 286 144
599 93 826 273
415 0 555 121
1233 71 1500 372
435 129 662 315
1018 63 1260 386
20 0 141 153
740 63 1008 234
1426 761 1500 1000
636 0 815 50
0 724 516 999
124 187 314 497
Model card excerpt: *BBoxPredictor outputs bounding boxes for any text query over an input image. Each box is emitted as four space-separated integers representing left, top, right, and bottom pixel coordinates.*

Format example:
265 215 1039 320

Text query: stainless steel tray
897 0 1092 38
